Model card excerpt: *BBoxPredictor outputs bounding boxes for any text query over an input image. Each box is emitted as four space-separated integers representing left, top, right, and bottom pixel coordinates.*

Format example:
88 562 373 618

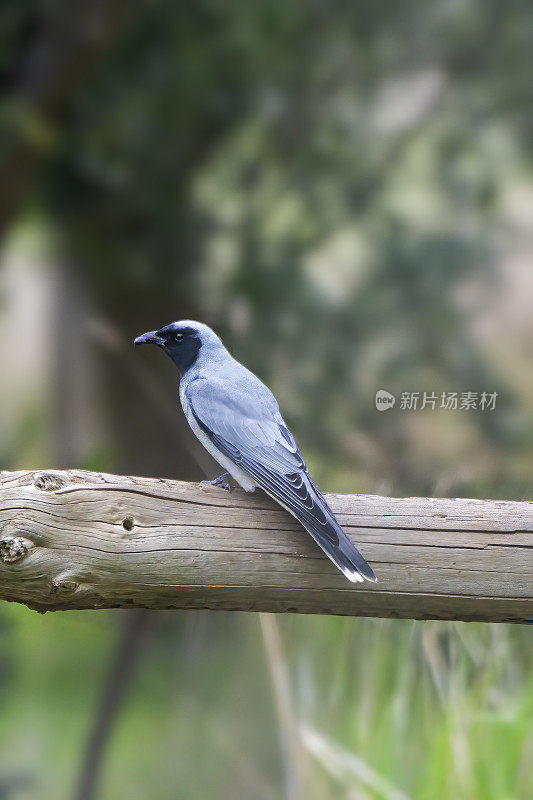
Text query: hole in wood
122 516 134 531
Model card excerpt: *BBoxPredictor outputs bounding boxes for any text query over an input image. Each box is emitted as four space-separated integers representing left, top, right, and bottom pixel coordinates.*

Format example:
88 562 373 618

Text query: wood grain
0 470 531 621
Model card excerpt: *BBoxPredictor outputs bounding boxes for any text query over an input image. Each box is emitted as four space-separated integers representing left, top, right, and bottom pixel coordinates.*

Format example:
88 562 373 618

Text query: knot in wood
0 536 30 564
51 578 79 595
34 472 65 492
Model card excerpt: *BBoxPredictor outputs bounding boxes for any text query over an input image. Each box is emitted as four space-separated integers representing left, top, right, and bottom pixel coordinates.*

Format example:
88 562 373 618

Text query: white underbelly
181 392 257 492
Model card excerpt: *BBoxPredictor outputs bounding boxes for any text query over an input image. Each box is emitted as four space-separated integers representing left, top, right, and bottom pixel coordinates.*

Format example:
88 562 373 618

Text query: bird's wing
186 376 376 583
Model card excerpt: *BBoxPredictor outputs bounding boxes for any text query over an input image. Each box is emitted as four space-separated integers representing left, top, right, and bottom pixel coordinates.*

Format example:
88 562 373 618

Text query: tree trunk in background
51 262 100 469
74 610 151 800
67 214 210 481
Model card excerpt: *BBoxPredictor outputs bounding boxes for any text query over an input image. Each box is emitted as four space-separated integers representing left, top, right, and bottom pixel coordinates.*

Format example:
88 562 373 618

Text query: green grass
0 605 532 800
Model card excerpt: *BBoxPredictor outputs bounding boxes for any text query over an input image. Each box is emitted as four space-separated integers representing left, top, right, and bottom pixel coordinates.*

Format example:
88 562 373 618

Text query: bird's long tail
251 465 377 583
292 481 377 584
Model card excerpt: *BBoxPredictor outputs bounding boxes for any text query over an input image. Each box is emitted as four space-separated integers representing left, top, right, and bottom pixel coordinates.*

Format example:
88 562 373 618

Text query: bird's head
134 320 222 373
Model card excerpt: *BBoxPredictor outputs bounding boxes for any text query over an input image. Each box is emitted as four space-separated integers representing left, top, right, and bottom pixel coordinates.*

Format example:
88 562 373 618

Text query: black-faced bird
134 321 376 584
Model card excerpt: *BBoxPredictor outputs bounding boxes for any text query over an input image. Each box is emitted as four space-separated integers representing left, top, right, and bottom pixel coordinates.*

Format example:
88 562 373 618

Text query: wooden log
0 469 531 622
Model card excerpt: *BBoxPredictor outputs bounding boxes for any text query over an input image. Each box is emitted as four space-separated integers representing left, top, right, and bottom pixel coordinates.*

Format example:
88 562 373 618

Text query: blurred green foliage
1 1 532 798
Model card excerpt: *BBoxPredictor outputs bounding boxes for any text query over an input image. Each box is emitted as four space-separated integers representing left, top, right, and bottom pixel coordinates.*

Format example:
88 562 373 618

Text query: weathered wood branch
0 470 531 622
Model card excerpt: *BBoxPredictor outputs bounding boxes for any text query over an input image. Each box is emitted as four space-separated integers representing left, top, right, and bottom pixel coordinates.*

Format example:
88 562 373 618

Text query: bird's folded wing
186 376 377 583
185 377 340 546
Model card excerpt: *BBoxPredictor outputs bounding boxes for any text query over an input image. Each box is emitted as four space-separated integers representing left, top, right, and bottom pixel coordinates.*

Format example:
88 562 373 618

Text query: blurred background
1 1 533 798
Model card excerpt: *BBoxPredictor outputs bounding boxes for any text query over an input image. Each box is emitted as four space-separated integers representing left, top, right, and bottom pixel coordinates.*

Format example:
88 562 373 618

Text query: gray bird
134 320 376 584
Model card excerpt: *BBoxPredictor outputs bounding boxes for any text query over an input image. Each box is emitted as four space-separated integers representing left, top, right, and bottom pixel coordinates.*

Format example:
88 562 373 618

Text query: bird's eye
174 332 184 342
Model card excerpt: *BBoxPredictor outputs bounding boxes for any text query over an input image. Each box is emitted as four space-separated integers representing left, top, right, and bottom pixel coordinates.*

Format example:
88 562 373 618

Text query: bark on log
0 470 531 622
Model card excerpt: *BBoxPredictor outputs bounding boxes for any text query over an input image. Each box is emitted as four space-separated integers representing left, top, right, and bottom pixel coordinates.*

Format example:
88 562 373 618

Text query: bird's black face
134 323 201 373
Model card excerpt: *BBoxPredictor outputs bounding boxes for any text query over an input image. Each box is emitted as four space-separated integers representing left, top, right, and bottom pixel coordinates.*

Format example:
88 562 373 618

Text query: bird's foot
201 473 232 492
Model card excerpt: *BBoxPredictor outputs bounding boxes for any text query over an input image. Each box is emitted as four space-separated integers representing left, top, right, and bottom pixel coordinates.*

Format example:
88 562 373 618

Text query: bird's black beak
134 330 165 346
